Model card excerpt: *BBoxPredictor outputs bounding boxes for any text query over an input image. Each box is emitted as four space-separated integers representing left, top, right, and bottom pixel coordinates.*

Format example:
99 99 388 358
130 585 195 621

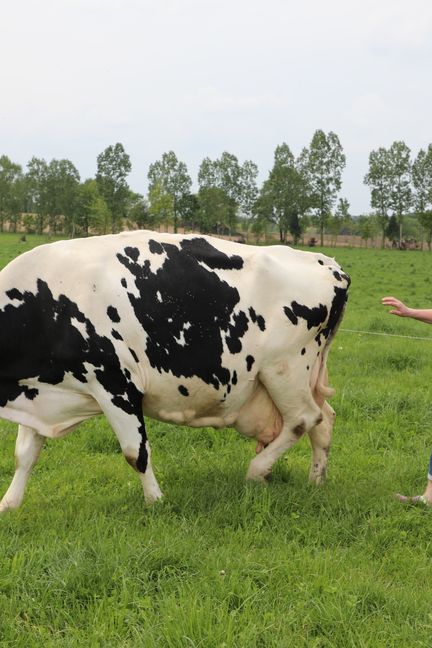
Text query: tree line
1 131 432 248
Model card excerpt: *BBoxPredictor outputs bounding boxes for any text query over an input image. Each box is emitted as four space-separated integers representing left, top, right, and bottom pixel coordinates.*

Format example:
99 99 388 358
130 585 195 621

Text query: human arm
382 296 432 324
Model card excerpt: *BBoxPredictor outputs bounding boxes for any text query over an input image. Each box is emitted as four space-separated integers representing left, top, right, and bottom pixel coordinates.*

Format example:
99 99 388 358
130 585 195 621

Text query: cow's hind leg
307 401 335 485
0 425 44 512
97 397 163 505
246 368 323 482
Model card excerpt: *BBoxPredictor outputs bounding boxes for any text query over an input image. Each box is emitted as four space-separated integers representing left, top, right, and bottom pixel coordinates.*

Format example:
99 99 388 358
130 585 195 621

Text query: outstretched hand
381 296 411 317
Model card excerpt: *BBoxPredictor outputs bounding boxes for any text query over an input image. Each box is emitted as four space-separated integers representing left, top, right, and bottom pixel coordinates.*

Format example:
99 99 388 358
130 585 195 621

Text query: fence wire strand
340 328 432 342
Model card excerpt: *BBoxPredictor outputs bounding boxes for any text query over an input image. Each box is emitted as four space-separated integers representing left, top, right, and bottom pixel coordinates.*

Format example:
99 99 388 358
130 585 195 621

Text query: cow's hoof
246 468 270 484
0 499 18 513
308 470 326 486
144 489 164 505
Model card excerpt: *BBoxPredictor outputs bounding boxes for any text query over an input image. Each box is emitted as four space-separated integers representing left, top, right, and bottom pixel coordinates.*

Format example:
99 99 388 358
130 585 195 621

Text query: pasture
0 234 431 647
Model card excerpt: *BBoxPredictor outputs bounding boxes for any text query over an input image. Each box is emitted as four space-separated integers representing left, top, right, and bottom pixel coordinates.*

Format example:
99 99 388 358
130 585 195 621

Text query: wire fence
340 328 432 342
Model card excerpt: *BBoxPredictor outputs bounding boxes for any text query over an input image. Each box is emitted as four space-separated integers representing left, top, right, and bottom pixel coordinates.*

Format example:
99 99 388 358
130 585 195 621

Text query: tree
45 159 80 236
238 160 259 241
126 191 150 230
328 197 351 246
198 152 254 235
96 143 132 232
385 214 399 244
357 214 379 248
147 151 191 233
412 146 432 249
148 181 174 231
257 143 311 244
196 187 234 234
0 156 23 232
75 179 100 236
176 192 199 232
26 157 49 234
298 130 346 246
387 141 412 246
364 147 392 248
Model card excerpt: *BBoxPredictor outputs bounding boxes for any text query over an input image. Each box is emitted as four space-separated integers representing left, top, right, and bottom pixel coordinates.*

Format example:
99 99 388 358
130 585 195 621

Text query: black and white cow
0 231 349 512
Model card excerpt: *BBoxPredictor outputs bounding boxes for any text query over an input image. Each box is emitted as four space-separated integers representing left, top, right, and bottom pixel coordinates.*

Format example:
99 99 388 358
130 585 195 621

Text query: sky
1 0 432 214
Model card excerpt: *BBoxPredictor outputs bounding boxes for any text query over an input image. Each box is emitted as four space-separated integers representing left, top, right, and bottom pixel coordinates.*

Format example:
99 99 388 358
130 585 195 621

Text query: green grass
0 234 432 646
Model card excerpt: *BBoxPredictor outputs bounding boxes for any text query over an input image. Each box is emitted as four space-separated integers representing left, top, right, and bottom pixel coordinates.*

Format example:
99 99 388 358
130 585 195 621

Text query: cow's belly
142 374 256 429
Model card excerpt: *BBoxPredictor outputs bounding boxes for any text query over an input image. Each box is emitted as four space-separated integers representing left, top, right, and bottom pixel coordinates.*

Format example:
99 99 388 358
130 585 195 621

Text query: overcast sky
1 0 432 214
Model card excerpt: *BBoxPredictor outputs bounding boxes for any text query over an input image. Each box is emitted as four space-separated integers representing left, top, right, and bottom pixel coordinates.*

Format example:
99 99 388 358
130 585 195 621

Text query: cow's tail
313 274 350 407
313 346 335 407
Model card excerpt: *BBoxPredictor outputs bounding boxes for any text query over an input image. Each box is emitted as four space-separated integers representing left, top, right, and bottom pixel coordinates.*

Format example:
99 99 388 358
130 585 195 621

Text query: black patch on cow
129 348 139 363
284 301 328 330
284 306 298 326
121 278 127 288
342 272 350 285
293 422 306 437
0 278 148 470
107 306 121 323
301 347 306 355
149 239 164 255
246 355 255 372
124 246 140 262
332 270 342 281
306 365 310 370
227 384 231 394
112 329 123 341
317 260 324 265
232 370 238 385
320 285 349 341
6 288 23 301
178 385 189 396
117 237 247 390
248 307 266 331
226 311 249 354
124 368 131 380
24 386 38 400
180 237 244 270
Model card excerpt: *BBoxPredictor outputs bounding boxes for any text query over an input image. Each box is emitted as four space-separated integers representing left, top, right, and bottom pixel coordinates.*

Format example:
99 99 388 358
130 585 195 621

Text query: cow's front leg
0 425 44 513
97 394 163 505
307 400 335 485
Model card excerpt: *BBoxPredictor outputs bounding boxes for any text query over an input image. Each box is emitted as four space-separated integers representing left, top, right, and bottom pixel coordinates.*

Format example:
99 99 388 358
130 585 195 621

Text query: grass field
0 234 431 647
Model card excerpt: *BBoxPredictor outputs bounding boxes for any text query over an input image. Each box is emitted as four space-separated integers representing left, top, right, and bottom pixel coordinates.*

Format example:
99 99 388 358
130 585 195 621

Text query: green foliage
365 142 413 247
198 152 259 236
0 156 23 233
364 147 392 247
148 181 174 230
299 130 346 246
257 143 311 244
387 141 412 244
195 186 234 234
96 143 132 233
147 151 192 234
385 214 399 242
412 146 432 249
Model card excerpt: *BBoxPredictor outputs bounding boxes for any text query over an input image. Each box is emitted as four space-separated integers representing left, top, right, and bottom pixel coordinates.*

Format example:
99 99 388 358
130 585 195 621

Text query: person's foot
395 493 432 506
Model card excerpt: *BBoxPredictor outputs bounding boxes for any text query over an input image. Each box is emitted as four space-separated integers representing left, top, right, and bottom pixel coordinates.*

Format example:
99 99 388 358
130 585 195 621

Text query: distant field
0 233 431 647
